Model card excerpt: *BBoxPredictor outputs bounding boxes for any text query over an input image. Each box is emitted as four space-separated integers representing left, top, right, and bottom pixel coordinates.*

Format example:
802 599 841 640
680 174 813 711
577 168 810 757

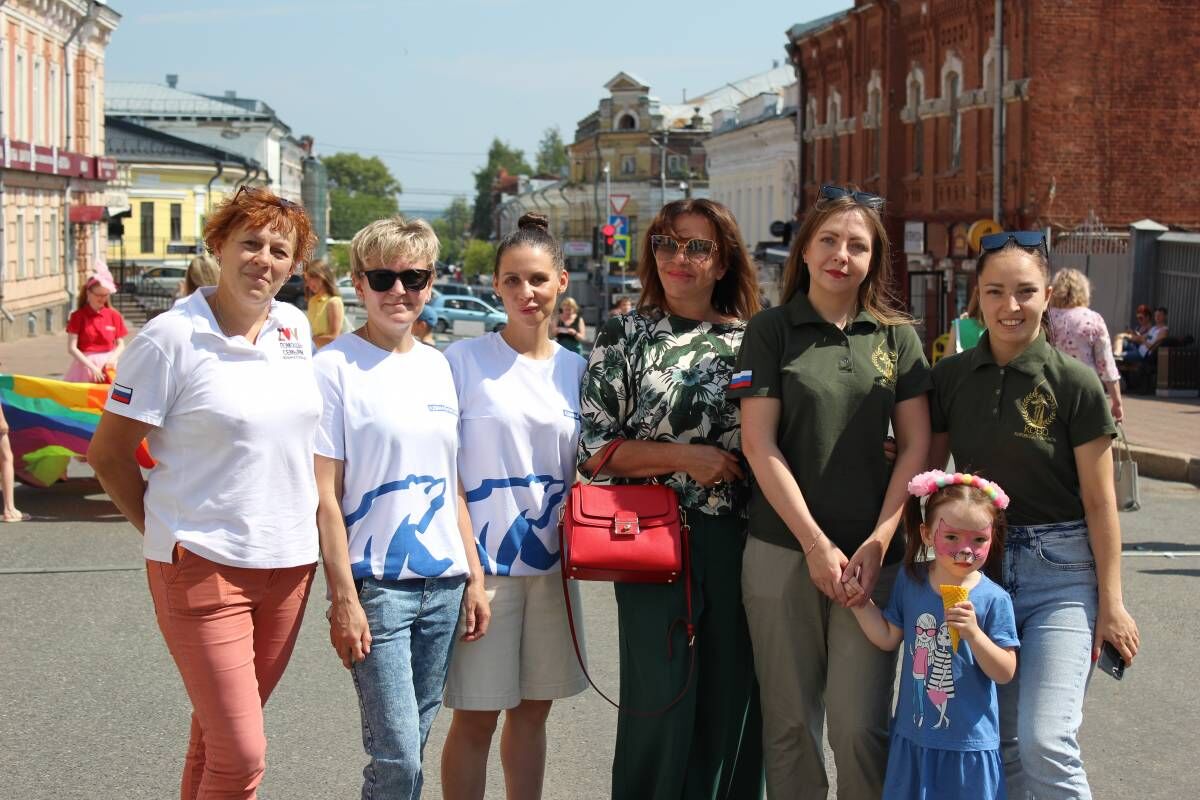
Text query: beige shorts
444 573 588 710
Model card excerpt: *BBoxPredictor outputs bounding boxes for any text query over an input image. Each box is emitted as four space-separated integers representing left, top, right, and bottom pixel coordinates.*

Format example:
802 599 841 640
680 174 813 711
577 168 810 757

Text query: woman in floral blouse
578 198 764 799
1048 268 1124 422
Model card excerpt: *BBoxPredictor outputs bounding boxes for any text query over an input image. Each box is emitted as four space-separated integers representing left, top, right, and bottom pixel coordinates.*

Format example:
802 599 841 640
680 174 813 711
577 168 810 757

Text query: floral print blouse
1048 306 1120 383
578 308 748 517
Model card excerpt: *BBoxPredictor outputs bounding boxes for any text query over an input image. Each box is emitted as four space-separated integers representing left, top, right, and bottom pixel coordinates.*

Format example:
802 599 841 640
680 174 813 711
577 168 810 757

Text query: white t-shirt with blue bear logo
313 334 468 581
445 333 585 577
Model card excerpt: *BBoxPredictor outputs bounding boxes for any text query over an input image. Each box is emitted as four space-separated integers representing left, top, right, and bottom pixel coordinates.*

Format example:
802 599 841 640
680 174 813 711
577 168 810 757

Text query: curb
1123 443 1200 487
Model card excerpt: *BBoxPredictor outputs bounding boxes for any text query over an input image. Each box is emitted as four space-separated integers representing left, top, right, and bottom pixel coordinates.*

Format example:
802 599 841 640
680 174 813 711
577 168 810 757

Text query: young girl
850 471 1019 800
65 266 128 383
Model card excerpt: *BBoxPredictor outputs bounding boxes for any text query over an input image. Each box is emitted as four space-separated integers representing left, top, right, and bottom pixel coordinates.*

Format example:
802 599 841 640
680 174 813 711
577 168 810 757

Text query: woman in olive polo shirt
731 186 931 799
930 231 1140 800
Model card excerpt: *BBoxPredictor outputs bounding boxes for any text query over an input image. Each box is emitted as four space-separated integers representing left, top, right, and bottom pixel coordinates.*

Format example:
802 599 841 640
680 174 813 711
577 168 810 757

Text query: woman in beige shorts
440 214 588 800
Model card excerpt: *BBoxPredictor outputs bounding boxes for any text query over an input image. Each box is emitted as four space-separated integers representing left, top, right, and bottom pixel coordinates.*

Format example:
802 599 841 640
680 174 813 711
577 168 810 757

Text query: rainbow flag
0 374 154 487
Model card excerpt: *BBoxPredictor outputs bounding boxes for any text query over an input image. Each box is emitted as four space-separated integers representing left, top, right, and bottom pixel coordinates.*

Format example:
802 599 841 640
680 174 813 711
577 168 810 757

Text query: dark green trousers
612 513 765 800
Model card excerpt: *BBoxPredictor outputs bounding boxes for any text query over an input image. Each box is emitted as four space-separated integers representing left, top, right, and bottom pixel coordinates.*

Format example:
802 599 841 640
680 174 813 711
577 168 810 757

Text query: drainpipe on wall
0 174 11 331
62 1 101 304
992 0 1004 224
206 161 224 215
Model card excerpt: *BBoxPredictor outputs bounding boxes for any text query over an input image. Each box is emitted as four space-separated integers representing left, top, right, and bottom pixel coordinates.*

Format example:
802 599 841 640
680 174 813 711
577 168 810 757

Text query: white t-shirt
313 333 468 581
444 333 586 577
105 287 321 568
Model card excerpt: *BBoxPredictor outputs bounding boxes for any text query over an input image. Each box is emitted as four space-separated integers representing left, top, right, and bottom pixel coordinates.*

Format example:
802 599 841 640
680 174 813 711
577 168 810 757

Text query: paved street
0 464 1195 799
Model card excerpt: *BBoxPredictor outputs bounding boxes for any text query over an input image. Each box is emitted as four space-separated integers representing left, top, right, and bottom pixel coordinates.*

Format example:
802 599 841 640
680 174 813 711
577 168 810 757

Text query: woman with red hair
89 187 319 799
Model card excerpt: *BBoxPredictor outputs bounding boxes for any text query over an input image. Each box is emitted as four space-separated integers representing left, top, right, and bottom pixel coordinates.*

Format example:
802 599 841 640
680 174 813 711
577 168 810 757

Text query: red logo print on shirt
278 327 300 342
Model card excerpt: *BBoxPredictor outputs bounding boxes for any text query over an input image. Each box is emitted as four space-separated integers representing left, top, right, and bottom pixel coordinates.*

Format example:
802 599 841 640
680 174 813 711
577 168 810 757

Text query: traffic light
602 224 616 256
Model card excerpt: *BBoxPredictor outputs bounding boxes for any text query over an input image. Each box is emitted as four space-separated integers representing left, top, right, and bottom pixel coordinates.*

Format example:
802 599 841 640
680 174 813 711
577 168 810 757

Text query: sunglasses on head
819 184 885 210
233 185 301 210
650 234 717 262
980 231 1047 253
361 268 433 293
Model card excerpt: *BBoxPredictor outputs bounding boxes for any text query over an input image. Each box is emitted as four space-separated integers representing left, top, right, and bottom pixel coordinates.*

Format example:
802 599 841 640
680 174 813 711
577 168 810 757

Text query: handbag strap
559 521 697 717
1115 423 1133 464
586 438 625 485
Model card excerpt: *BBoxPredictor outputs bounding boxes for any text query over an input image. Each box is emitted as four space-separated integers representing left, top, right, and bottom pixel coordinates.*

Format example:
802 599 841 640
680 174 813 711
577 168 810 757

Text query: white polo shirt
105 287 322 568
313 333 468 582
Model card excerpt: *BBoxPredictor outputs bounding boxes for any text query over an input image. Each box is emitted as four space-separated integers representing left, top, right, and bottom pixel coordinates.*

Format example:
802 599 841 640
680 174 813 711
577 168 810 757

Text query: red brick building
787 0 1200 346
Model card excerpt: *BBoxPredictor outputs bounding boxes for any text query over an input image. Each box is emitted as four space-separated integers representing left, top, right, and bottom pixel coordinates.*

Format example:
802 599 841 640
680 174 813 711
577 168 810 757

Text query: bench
1157 338 1200 397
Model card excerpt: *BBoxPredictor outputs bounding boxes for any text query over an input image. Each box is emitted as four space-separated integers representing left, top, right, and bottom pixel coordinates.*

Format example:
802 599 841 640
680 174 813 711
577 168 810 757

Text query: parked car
132 266 187 296
275 274 306 309
427 294 506 333
433 281 478 298
336 275 360 306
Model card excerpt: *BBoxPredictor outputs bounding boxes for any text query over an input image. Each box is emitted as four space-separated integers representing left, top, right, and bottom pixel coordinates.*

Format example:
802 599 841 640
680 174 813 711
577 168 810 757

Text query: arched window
617 113 637 131
869 87 882 175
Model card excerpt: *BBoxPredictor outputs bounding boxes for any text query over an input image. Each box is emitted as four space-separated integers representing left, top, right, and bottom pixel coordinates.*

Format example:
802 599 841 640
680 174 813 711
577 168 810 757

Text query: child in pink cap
65 260 128 383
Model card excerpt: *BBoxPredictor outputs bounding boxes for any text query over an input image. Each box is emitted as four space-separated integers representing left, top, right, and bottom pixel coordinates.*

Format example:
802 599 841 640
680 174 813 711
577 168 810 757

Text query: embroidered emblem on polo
871 341 898 388
111 383 133 405
1016 383 1057 442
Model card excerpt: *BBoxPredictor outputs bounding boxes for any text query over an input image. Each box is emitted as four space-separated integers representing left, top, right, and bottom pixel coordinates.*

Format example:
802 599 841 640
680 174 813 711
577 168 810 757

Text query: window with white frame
911 77 924 175
50 212 59 274
870 88 882 175
16 213 26 279
34 213 43 276
621 155 636 175
50 65 60 146
667 154 687 177
947 72 962 171
33 59 43 143
15 52 26 140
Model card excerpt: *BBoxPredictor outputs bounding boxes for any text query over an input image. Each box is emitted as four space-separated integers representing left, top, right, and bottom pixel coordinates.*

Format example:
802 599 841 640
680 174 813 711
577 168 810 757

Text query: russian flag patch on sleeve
728 370 752 391
111 383 133 405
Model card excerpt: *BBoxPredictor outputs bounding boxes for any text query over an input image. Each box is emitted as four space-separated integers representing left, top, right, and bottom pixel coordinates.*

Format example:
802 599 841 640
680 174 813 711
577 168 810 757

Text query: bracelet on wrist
804 531 824 556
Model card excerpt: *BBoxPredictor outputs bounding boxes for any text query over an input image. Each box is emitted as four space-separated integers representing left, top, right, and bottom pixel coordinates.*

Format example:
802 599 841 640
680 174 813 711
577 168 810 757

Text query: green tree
462 238 496 278
470 139 532 239
432 197 472 265
535 126 569 177
321 153 402 239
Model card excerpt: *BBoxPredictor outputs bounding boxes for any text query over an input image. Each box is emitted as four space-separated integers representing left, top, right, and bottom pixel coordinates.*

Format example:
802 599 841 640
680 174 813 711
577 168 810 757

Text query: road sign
563 240 592 257
608 234 631 263
610 194 630 215
607 215 629 236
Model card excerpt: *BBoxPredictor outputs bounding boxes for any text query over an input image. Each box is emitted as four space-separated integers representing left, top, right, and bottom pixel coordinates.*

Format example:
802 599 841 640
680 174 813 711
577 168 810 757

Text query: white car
336 275 360 306
134 266 187 295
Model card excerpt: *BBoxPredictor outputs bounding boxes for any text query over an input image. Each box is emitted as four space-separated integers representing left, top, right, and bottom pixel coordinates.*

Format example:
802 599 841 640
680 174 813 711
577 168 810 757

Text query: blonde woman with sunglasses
578 198 764 799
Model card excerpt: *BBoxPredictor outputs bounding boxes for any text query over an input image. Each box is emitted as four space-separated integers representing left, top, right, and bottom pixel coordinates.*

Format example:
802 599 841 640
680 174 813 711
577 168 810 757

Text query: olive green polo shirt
729 292 931 555
931 331 1116 526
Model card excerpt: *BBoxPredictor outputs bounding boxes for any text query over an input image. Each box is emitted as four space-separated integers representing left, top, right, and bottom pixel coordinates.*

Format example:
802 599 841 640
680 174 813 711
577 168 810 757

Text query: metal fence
1051 213 1134 336
1153 233 1200 341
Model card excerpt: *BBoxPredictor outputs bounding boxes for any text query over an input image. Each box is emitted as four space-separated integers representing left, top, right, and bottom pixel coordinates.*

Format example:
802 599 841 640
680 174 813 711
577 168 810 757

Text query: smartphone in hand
1097 641 1126 680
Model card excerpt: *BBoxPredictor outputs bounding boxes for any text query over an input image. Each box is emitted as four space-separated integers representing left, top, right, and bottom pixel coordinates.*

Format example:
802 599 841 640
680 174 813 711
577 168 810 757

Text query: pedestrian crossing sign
608 234 631 264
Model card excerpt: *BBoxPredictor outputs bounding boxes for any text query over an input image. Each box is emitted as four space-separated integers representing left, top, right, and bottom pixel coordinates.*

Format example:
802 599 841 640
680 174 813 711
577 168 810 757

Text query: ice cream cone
940 584 970 652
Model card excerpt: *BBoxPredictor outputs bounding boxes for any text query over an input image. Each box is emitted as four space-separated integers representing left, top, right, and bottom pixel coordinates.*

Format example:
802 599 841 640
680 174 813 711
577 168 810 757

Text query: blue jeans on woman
999 520 1098 800
350 575 466 800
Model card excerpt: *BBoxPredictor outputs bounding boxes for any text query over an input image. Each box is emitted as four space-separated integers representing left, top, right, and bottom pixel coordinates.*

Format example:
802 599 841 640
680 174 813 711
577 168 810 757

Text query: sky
105 1 852 213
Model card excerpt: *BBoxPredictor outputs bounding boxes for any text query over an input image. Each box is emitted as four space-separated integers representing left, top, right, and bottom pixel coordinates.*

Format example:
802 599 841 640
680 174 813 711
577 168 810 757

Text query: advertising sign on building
563 240 593 257
904 221 926 254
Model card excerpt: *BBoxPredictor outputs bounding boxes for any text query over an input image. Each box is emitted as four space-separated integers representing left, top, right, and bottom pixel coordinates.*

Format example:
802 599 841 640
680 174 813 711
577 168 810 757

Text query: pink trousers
146 545 315 800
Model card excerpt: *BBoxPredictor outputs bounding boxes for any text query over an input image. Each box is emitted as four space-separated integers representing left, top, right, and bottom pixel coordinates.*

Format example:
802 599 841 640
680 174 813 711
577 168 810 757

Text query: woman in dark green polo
730 186 931 799
578 198 764 799
929 231 1140 799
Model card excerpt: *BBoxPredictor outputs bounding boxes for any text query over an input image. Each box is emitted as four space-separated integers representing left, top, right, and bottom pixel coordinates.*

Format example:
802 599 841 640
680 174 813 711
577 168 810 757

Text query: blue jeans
999 521 1098 800
350 575 466 800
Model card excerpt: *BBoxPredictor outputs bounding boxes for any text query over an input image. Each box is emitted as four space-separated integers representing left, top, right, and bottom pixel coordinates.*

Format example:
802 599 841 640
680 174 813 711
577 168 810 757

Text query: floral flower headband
907 470 1010 510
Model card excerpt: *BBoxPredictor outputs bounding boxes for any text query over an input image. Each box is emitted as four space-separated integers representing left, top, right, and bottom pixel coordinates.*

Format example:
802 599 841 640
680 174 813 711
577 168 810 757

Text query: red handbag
559 439 695 714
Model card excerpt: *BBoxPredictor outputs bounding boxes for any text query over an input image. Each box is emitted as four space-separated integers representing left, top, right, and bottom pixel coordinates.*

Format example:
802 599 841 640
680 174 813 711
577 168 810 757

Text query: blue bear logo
344 474 454 579
464 474 567 574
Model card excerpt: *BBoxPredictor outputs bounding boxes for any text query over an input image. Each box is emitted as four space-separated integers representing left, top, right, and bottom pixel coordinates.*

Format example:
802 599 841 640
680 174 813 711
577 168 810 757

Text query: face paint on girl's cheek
934 518 993 565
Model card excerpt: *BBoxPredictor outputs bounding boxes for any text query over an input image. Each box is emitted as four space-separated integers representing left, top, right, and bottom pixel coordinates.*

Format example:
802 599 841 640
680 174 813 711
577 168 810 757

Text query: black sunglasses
819 184 885 210
233 185 301 210
980 231 1047 253
361 268 433 293
650 234 717 262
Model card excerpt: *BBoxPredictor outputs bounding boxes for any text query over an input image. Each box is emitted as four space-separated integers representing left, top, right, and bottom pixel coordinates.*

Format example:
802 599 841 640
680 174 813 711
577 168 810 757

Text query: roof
105 117 261 169
786 8 852 42
1158 232 1200 244
659 65 796 128
106 82 275 122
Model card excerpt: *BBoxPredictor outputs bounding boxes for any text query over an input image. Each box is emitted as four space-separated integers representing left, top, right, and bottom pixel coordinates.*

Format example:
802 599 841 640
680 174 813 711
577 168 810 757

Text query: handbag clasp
613 511 640 536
